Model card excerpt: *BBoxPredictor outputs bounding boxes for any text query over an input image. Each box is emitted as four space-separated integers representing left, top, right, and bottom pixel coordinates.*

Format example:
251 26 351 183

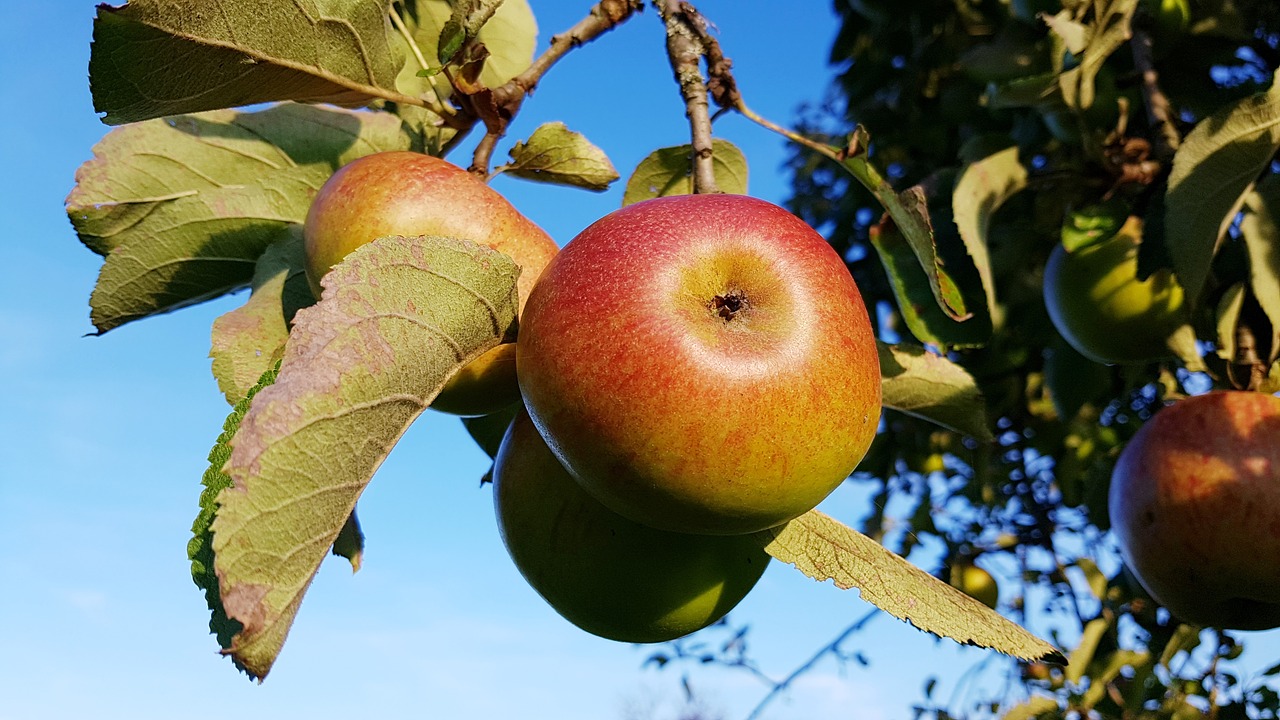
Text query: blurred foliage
651 0 1280 717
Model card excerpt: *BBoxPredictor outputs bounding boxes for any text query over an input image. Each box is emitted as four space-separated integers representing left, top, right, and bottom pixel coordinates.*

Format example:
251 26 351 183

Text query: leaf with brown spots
210 235 520 679
757 510 1060 662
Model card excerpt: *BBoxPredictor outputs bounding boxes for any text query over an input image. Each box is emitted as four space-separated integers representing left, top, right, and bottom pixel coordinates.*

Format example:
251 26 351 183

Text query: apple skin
493 409 770 643
516 194 882 536
1043 218 1185 365
1109 390 1280 630
303 151 558 416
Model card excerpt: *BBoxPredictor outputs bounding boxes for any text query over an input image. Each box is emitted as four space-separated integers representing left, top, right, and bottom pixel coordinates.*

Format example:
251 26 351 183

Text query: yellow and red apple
516 194 882 536
303 151 558 416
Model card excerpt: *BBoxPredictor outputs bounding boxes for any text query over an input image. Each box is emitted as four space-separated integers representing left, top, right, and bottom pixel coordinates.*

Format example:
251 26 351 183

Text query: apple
949 562 1000 610
1043 217 1185 365
493 409 769 643
303 151 559 416
1109 390 1280 630
516 194 882 536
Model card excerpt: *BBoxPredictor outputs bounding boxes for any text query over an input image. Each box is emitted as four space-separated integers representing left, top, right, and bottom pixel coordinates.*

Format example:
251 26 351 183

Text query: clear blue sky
3 3 1277 720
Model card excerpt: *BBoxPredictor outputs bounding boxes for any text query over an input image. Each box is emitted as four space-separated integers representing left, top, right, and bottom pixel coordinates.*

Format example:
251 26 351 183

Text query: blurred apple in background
1109 390 1280 630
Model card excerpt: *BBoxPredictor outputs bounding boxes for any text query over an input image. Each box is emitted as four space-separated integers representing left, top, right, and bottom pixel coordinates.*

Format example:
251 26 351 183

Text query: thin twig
468 0 643 176
1130 27 1180 164
654 0 720 194
743 609 879 720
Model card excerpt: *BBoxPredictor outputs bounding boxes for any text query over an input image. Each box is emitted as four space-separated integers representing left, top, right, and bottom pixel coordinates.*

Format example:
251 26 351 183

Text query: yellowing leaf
210 227 316 404
505 122 619 191
757 511 1059 662
211 235 520 679
1166 68 1280 304
1240 177 1280 364
622 140 748 205
879 341 994 441
91 0 407 124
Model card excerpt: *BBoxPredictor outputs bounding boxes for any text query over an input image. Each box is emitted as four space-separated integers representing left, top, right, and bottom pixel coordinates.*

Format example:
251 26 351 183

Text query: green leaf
1073 557 1107 600
1060 200 1127 253
1215 282 1247 363
210 227 316 404
1158 624 1202 669
91 0 407 125
1166 68 1280 304
394 0 536 95
189 362 280 667
870 168 992 347
1055 0 1139 111
622 140 749 205
211 235 520 679
1081 650 1151 709
756 511 1060 662
331 509 365 572
67 104 416 333
1044 339 1112 420
878 341 994 442
1241 177 1280 363
952 146 1027 321
504 122 620 191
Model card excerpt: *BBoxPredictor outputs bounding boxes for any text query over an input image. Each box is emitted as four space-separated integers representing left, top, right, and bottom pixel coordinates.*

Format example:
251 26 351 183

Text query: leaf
1056 0 1139 111
67 104 416 333
756 510 1060 662
1166 68 1280 304
1044 339 1112 420
1215 282 1247 362
878 341 994 442
210 227 316 404
1082 650 1151 709
189 363 280 666
952 146 1027 318
1158 624 1202 669
504 122 620 191
331 509 365 572
1240 177 1280 363
91 0 408 125
211 235 520 679
840 126 971 324
394 0 536 95
622 140 749 205
1073 558 1107 600
1002 696 1061 720
1066 616 1110 684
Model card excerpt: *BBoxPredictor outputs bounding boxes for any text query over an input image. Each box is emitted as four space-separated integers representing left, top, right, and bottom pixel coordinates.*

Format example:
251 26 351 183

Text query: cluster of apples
304 151 883 642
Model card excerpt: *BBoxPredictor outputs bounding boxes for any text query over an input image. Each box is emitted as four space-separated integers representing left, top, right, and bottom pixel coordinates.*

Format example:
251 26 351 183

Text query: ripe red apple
303 151 558 416
1043 217 1186 365
516 194 882 536
494 409 769 643
1109 390 1280 630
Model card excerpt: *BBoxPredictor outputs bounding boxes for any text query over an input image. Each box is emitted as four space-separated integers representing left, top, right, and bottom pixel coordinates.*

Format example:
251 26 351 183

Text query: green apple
1043 217 1185 365
494 409 769 643
517 194 882 536
1109 390 1280 630
303 151 559 416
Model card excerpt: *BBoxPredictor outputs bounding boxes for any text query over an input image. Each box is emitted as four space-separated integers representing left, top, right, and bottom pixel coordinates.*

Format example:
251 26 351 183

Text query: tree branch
1130 27 1180 164
743 609 879 720
468 0 643 177
654 0 720 194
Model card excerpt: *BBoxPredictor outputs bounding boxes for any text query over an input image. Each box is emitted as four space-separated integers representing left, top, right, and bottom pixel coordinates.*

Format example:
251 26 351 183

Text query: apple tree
64 0 1280 717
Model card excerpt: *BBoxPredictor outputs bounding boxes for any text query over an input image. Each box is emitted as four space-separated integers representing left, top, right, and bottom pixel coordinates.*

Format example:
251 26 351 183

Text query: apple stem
655 0 722 194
